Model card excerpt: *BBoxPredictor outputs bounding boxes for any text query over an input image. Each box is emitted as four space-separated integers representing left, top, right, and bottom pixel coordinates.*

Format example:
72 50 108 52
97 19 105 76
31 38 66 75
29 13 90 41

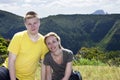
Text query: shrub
73 58 106 66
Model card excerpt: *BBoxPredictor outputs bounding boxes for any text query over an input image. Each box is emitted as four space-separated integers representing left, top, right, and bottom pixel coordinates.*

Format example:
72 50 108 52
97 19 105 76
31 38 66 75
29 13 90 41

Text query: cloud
0 0 120 17
0 0 15 3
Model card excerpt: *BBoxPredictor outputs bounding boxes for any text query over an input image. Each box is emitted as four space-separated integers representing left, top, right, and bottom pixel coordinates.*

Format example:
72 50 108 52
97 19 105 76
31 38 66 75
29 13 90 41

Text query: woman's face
45 36 60 52
25 17 40 35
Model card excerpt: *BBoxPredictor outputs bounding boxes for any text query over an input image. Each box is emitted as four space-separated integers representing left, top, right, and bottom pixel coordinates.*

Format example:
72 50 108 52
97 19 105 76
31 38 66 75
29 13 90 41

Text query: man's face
25 17 40 35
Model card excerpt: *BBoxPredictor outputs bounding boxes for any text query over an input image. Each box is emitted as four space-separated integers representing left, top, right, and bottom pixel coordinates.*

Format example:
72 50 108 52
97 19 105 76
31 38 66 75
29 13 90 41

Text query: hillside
0 10 120 53
40 14 120 53
0 10 24 39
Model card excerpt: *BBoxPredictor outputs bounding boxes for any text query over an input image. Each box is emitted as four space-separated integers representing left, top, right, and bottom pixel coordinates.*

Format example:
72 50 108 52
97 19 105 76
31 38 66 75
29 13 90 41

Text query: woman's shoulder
62 48 74 61
62 48 73 54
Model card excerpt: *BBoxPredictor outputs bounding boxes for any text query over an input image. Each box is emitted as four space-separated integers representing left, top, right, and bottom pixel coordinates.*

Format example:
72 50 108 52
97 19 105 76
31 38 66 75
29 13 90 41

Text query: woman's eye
53 40 57 43
47 42 51 45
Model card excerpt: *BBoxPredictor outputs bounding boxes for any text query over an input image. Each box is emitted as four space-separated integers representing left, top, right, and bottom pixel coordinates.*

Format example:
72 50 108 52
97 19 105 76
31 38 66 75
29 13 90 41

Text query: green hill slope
0 10 120 53
0 10 24 39
98 20 120 50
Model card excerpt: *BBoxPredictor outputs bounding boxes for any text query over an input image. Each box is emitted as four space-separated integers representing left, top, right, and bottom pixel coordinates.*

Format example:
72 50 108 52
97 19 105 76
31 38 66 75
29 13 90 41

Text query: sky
0 0 120 18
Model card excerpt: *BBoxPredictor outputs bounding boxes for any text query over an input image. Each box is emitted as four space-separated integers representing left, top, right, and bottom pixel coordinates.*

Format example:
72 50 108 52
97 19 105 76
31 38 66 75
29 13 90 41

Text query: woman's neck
52 49 62 56
51 49 63 64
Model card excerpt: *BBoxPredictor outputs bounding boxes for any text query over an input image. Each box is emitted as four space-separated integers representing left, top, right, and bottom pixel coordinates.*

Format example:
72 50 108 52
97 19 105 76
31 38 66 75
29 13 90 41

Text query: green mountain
0 10 25 38
0 10 120 53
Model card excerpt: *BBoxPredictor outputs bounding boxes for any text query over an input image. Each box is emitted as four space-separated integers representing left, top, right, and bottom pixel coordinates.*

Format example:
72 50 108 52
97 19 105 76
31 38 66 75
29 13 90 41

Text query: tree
78 47 106 62
0 37 9 65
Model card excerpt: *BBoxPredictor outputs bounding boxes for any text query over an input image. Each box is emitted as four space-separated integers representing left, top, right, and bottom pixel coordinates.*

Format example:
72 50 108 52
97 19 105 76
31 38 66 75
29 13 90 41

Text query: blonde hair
24 11 39 22
44 32 62 49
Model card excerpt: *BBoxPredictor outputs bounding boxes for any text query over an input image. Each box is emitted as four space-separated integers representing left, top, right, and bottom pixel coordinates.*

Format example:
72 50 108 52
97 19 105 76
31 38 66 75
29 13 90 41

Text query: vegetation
0 37 10 65
73 66 120 80
75 47 120 66
73 58 106 66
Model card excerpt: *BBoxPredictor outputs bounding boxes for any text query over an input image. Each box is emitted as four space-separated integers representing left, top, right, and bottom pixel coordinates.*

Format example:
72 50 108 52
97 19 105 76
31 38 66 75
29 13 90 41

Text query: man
0 11 48 80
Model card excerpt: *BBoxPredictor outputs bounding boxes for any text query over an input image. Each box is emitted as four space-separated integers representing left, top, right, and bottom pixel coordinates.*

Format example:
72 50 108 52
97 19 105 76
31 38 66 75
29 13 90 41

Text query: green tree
78 47 106 62
106 51 120 66
0 37 9 65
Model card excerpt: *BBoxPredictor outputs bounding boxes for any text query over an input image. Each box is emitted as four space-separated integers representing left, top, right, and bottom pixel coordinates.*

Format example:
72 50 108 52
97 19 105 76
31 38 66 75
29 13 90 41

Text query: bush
73 58 106 66
0 37 9 65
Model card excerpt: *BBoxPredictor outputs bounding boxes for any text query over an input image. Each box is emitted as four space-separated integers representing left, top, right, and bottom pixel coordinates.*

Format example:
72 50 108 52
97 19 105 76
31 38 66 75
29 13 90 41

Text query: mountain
92 10 107 15
0 10 120 54
0 10 25 39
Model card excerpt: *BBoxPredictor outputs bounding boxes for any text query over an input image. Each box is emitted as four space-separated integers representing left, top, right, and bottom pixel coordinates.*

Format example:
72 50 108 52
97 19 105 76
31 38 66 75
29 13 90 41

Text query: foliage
73 58 106 66
106 51 120 66
79 47 106 61
76 47 120 66
0 37 9 65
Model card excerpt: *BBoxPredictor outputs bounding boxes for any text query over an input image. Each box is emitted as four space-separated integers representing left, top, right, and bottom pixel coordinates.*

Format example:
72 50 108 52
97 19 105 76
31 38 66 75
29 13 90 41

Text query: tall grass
73 66 120 80
35 65 120 80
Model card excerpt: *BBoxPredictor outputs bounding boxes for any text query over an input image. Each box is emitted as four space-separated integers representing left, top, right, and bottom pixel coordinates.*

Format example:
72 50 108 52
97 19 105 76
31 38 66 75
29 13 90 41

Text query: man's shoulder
14 30 27 36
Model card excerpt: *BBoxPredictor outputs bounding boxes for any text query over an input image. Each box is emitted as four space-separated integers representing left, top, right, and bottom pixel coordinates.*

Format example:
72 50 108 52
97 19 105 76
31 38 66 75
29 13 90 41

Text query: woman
43 32 74 80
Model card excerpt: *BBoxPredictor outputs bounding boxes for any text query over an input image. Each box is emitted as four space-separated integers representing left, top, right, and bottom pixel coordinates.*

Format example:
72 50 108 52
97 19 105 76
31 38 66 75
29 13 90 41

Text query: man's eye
28 23 32 26
34 22 37 24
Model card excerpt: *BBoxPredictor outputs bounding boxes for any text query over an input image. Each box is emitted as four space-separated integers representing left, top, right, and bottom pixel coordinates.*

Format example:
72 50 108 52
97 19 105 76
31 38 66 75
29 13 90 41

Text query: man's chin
31 32 38 35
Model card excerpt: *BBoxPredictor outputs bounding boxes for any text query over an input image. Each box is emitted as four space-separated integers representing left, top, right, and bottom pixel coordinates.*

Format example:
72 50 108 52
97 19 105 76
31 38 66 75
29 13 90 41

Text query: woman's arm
46 65 52 80
41 60 52 80
62 62 72 80
8 52 17 80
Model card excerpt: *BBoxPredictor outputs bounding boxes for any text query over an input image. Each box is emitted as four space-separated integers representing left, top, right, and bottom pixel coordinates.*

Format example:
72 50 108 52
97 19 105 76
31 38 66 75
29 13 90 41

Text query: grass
35 65 120 80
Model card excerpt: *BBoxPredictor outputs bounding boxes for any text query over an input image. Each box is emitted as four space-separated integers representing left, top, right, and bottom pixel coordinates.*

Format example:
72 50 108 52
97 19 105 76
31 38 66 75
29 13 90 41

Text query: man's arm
41 60 46 80
8 52 17 80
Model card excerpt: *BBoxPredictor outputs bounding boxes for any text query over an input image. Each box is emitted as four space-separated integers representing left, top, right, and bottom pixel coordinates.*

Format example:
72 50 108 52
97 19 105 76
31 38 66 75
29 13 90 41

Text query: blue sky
0 0 120 18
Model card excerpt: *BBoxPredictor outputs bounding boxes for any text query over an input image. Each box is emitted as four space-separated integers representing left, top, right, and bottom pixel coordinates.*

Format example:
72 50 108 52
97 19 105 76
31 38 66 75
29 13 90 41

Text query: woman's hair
44 32 62 49
24 11 39 22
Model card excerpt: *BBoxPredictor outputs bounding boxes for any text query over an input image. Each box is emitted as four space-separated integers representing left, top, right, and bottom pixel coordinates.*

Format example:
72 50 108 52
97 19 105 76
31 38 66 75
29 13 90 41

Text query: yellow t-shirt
3 30 48 80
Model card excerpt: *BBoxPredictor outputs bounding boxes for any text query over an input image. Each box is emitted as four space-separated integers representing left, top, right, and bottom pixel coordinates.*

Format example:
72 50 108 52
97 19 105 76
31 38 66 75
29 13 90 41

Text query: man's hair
24 11 39 22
